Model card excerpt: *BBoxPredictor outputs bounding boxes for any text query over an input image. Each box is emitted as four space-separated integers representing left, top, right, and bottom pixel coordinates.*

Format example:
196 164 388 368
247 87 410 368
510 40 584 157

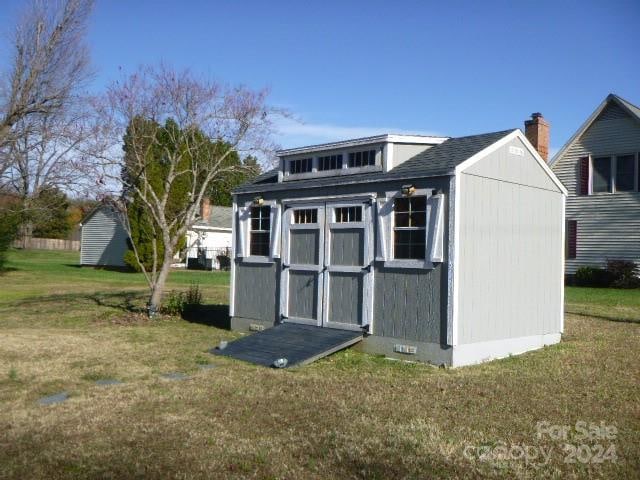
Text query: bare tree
97 65 275 315
0 0 93 178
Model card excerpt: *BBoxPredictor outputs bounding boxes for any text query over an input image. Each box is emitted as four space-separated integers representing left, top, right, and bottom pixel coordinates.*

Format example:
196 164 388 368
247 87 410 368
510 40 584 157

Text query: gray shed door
281 199 373 332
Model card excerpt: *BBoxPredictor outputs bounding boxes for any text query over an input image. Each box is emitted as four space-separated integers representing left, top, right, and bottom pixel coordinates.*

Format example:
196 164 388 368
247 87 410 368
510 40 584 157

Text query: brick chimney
200 197 211 222
524 113 550 162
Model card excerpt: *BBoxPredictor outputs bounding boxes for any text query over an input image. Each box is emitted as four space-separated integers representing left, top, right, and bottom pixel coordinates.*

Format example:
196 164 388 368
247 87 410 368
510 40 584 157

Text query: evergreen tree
206 153 262 206
31 188 71 239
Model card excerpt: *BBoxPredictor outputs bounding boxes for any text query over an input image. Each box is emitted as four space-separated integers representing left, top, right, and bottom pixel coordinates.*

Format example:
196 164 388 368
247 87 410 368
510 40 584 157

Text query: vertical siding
290 230 319 265
328 272 363 325
373 265 443 343
233 262 279 323
288 271 318 319
80 208 129 267
330 229 363 266
551 105 640 273
457 147 564 344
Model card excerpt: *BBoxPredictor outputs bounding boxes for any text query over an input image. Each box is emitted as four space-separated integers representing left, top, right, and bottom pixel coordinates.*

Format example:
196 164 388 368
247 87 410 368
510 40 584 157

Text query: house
230 125 567 367
185 199 232 270
550 93 640 277
80 200 232 270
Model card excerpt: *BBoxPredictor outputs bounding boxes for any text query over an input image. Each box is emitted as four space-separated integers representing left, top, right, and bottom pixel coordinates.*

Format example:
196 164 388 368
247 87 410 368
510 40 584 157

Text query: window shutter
236 206 251 258
578 157 590 195
269 204 281 259
567 220 577 259
375 197 392 261
426 194 445 263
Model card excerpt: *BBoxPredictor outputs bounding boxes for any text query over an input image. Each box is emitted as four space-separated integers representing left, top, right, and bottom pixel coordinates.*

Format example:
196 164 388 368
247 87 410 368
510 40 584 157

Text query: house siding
80 207 129 267
551 103 640 274
457 140 564 344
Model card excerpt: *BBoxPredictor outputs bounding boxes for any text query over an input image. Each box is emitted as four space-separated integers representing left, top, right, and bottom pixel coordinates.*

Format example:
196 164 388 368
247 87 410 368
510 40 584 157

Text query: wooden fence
12 237 80 251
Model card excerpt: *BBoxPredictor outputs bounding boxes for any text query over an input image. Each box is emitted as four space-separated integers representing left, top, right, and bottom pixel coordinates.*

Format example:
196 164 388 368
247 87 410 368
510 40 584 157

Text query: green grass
566 286 640 322
0 249 638 479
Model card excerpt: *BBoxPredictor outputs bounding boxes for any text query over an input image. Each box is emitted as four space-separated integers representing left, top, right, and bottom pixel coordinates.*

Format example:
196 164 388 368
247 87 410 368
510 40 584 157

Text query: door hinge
362 264 372 272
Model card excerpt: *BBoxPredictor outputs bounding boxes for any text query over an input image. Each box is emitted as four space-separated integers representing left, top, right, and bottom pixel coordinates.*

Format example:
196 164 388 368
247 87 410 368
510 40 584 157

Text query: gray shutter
236 206 251 258
427 194 445 263
376 197 392 261
269 204 281 259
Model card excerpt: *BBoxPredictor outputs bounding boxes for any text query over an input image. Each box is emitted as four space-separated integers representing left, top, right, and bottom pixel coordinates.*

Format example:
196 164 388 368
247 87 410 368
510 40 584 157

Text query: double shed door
281 199 373 331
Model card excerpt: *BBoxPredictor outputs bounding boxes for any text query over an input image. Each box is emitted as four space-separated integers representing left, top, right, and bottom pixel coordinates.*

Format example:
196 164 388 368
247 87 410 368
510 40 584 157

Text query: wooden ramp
212 323 363 368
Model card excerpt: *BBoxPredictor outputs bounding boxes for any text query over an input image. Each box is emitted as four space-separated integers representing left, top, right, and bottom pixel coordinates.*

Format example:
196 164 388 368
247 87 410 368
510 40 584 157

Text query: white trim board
455 129 568 196
451 333 561 367
277 134 449 157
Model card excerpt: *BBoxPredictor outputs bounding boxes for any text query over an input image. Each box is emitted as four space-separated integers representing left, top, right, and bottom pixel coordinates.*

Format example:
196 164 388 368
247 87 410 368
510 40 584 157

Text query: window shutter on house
236 206 251 257
426 194 445 263
578 157 590 195
567 220 577 259
269 204 281 259
375 197 393 261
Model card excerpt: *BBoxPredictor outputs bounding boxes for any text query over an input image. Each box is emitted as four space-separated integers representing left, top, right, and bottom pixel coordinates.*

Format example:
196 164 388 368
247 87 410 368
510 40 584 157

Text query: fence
185 247 231 271
12 237 80 251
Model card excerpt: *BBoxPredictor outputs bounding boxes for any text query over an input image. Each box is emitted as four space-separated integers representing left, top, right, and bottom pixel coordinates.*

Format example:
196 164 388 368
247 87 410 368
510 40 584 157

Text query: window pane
250 232 270 256
410 211 426 227
410 196 426 211
616 155 635 192
394 197 409 212
592 157 612 193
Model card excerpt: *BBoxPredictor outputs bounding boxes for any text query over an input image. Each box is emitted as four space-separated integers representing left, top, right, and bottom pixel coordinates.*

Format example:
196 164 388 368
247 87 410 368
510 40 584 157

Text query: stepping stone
94 379 123 386
38 392 69 406
198 364 216 370
160 372 189 381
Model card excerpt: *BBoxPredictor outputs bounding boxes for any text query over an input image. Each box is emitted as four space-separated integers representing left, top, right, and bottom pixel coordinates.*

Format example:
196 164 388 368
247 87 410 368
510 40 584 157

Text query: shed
229 129 567 367
79 204 129 267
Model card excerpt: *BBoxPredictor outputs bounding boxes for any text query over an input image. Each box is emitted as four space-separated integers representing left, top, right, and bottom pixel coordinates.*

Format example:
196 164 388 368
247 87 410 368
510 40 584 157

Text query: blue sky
1 0 639 155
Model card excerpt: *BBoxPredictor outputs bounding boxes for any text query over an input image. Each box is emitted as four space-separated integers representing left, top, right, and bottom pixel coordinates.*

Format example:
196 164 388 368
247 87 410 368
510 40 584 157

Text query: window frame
589 153 640 194
282 146 383 181
380 188 436 269
238 199 279 264
249 205 272 257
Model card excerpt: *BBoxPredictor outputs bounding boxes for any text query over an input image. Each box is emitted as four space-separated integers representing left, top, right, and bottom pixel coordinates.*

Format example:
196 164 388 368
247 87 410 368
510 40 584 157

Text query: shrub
574 266 612 287
0 209 21 272
161 283 203 316
606 259 640 289
162 290 185 316
185 282 203 308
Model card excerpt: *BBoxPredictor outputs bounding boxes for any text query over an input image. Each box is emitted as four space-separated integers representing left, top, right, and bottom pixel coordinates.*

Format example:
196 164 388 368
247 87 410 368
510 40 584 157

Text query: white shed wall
456 140 564 345
80 208 129 267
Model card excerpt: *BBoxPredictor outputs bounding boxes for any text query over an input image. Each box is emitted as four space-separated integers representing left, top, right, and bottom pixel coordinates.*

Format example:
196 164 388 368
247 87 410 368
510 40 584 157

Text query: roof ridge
450 128 517 141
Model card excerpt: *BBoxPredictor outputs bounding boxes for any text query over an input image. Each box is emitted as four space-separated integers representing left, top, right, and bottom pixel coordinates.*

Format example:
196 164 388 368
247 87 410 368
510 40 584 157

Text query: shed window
348 150 376 168
615 154 635 192
318 154 343 171
393 196 426 260
250 206 271 256
334 206 362 223
293 208 317 224
592 157 612 193
289 157 312 175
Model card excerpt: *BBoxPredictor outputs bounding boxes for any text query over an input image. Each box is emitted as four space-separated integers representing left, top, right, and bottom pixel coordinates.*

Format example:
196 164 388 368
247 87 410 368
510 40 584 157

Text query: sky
1 0 639 156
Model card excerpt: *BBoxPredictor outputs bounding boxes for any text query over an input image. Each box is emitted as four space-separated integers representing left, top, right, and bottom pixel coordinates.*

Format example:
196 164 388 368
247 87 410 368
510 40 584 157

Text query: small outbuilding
80 200 233 270
230 128 567 367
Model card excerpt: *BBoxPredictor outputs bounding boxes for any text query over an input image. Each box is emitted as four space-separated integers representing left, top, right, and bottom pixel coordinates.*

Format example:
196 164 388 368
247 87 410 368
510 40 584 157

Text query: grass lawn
0 249 639 479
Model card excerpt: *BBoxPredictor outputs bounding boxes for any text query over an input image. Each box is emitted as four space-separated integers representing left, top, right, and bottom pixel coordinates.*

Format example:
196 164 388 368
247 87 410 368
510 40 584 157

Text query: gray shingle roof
233 129 516 194
613 94 640 120
195 205 232 229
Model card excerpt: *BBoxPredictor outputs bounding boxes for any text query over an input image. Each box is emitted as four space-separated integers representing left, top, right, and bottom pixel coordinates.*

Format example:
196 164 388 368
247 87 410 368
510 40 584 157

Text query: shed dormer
277 134 448 182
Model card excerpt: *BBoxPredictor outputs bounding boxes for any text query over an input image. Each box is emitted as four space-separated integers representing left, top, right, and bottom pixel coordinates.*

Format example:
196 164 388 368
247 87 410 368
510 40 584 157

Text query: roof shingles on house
194 205 232 229
234 129 517 193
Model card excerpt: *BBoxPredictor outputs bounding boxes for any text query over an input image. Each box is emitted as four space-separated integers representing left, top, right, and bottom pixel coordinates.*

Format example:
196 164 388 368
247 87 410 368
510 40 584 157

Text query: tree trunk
148 249 174 317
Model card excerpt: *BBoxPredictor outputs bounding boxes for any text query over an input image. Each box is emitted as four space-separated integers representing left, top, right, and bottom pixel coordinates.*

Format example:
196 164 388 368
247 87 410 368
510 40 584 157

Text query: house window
348 150 376 168
293 208 317 224
318 154 343 171
289 157 312 175
393 196 426 260
334 206 362 223
249 206 271 256
592 156 612 193
615 154 635 192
